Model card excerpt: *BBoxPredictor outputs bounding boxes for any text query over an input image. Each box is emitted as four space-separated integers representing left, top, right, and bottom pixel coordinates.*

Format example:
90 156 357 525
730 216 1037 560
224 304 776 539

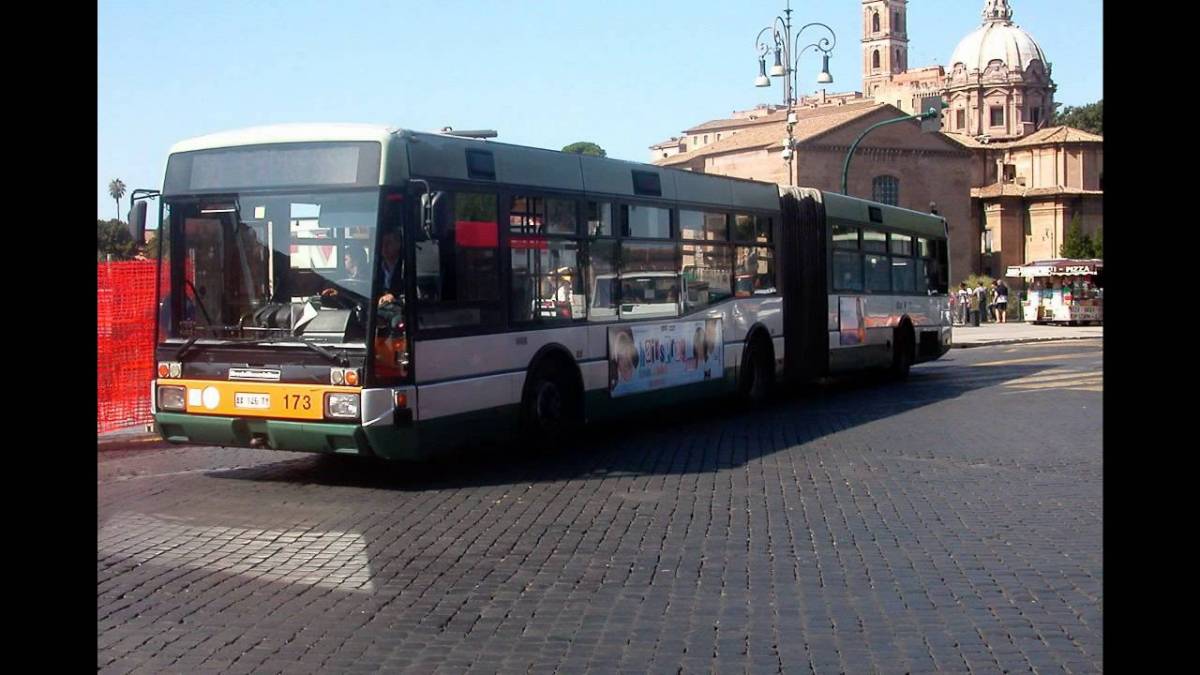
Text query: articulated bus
140 124 950 461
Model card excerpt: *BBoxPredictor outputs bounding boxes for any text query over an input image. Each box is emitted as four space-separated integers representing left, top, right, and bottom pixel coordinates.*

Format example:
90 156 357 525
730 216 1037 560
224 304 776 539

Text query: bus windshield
160 189 383 344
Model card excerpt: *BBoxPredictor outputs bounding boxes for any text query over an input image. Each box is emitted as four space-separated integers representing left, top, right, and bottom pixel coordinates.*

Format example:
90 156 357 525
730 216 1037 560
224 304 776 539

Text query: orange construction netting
97 260 163 434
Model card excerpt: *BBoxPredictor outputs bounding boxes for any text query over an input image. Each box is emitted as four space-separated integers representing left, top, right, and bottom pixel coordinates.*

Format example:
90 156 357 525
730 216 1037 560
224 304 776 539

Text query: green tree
1051 100 1102 135
964 273 994 289
97 218 137 261
1059 214 1095 258
108 178 127 220
1093 227 1102 259
561 141 606 157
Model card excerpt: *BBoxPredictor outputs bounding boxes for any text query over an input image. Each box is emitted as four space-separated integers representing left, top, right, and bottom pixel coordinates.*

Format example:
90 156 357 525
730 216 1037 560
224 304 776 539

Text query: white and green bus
138 124 950 460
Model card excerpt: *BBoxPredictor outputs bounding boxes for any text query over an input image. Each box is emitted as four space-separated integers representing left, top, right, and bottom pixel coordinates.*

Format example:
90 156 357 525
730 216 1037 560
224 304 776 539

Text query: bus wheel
738 337 773 405
521 363 580 450
891 324 914 380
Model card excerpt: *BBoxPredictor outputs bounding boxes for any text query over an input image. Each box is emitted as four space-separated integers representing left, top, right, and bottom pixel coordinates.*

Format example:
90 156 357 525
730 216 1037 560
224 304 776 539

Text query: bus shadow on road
206 361 1063 491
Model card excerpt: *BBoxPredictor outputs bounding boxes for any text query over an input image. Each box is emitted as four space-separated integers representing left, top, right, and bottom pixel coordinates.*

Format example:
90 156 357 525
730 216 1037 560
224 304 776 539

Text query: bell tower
861 0 908 97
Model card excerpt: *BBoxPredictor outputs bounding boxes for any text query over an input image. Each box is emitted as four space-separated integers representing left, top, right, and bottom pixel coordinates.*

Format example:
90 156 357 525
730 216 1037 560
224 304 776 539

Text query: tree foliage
97 218 138 261
1059 214 1096 259
561 141 607 157
1093 227 1102 259
1052 100 1102 135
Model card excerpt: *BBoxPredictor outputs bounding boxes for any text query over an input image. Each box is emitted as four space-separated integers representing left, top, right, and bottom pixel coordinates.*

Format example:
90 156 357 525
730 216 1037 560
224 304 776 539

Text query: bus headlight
324 393 360 419
158 386 186 411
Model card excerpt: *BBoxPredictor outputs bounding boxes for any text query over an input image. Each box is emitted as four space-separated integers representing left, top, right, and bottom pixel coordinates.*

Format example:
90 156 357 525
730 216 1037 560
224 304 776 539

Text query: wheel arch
521 343 584 406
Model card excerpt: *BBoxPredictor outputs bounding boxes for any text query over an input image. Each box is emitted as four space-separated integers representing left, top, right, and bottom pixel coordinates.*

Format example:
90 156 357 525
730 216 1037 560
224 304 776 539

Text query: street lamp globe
769 48 786 77
816 54 833 84
755 58 771 87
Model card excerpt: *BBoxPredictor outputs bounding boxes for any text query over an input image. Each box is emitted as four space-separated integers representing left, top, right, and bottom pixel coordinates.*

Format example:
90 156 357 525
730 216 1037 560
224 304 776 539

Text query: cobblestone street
99 339 1102 674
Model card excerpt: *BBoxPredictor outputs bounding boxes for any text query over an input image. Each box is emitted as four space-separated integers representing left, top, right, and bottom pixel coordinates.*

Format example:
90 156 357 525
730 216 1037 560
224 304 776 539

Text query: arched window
895 12 902 32
873 176 899 206
895 49 902 71
872 50 881 70
872 12 880 32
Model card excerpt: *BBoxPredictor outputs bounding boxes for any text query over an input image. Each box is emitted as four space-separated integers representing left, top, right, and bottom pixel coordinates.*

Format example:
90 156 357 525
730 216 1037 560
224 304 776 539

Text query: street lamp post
753 1 836 186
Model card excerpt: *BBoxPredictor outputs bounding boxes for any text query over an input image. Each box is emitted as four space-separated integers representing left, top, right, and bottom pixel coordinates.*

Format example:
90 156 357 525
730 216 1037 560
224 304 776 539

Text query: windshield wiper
175 336 200 360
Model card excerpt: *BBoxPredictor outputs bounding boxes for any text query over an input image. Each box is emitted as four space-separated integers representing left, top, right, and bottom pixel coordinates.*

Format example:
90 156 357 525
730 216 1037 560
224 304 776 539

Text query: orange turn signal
395 392 408 409
158 363 170 378
344 369 359 386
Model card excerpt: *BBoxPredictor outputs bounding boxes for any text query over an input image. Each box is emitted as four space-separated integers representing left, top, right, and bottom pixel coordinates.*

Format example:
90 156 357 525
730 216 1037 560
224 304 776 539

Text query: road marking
972 351 1101 367
98 512 375 592
1003 369 1096 384
1008 377 1102 391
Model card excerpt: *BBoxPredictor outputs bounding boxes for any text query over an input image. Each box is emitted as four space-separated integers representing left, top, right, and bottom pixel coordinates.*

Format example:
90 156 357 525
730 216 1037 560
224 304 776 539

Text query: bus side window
509 195 584 324
415 191 502 330
586 239 619 322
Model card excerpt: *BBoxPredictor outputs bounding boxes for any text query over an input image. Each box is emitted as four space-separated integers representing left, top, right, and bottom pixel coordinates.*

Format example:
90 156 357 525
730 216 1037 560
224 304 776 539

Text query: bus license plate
235 393 271 409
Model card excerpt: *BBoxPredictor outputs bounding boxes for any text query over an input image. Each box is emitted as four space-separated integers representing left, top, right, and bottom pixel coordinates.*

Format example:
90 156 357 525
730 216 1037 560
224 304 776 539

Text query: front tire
520 363 581 451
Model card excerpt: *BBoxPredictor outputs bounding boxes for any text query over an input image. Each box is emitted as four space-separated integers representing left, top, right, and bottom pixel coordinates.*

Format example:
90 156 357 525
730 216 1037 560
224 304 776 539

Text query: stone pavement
952 322 1103 347
98 340 1102 673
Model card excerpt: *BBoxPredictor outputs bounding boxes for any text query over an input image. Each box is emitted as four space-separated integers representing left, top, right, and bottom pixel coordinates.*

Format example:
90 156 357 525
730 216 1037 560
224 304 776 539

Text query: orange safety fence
97 260 164 434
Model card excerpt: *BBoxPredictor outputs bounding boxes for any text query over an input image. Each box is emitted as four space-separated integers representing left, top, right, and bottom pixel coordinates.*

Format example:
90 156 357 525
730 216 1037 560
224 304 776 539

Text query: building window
981 229 993 254
872 50 880 70
990 106 1004 127
1031 106 1041 126
872 176 899 206
956 109 965 129
1002 164 1017 183
895 11 903 32
872 11 880 32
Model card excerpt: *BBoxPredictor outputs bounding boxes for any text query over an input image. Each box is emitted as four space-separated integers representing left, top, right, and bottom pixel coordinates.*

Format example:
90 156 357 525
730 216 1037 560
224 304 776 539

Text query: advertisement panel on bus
607 319 724 397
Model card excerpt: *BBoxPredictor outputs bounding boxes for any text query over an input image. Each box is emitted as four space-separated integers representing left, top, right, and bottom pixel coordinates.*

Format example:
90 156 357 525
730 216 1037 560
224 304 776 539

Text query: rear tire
738 337 774 405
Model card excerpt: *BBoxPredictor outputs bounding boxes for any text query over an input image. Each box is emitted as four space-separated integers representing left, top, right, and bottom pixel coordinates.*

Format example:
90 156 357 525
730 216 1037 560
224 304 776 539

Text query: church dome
949 1 1047 73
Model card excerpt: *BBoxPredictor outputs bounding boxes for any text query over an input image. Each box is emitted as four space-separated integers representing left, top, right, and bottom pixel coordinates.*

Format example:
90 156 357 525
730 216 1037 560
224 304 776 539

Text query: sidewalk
98 424 165 451
952 322 1102 348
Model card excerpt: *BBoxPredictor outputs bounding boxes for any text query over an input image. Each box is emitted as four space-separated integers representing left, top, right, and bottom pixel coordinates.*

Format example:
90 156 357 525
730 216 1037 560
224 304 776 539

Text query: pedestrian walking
968 284 981 326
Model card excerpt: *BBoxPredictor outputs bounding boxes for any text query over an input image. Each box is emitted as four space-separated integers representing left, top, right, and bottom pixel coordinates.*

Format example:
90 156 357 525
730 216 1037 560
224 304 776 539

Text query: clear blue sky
98 0 1102 225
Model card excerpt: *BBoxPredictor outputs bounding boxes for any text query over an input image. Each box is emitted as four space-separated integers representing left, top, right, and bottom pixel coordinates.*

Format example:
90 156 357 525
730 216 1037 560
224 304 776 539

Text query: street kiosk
1005 259 1103 325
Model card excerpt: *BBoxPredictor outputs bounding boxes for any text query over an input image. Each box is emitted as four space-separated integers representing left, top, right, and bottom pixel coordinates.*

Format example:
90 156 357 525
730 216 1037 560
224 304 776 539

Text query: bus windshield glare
159 189 389 345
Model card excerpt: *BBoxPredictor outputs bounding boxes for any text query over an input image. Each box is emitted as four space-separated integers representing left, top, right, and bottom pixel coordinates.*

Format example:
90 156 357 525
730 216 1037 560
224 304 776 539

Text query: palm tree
108 178 127 221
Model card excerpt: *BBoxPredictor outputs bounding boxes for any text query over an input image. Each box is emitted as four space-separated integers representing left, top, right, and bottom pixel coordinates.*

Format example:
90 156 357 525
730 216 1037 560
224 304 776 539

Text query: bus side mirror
129 201 147 244
419 193 434 239
420 191 446 240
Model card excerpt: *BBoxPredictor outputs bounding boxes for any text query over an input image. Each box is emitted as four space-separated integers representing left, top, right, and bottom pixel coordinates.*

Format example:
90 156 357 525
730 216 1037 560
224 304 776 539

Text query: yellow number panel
159 379 360 421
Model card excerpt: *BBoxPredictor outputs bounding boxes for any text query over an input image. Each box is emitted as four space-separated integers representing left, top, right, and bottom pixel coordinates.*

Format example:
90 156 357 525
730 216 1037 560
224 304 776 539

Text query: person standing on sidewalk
957 283 970 325
994 279 1009 323
973 281 988 324
968 283 981 326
